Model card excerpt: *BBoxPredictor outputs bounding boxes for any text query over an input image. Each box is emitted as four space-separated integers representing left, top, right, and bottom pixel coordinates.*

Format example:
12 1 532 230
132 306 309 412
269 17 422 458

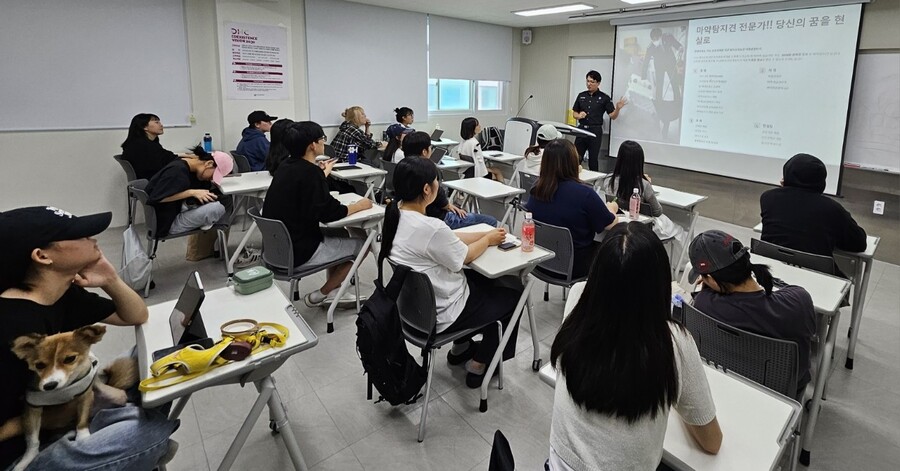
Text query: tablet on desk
152 271 211 361
333 165 361 171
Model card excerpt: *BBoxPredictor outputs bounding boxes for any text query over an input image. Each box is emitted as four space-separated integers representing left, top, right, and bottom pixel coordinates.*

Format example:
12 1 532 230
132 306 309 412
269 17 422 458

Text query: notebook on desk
430 129 444 141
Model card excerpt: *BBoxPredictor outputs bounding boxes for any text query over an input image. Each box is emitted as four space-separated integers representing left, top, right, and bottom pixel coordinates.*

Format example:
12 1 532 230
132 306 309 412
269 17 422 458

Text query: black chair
750 238 837 276
229 151 252 174
323 144 336 158
516 171 538 207
113 155 139 225
248 207 358 315
381 160 398 200
130 181 230 297
392 263 503 442
531 220 586 303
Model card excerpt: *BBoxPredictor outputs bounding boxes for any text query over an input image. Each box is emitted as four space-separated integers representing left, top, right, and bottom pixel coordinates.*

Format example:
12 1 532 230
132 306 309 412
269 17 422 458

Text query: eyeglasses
586 79 599 84
318 136 327 143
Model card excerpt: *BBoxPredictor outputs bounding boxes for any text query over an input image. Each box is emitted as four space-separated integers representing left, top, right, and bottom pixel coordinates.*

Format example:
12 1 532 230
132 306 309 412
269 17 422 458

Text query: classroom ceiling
343 0 690 27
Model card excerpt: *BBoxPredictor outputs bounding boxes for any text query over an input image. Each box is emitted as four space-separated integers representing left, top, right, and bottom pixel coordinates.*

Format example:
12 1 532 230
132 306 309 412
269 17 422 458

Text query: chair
681 303 803 468
516 171 538 207
113 155 139 225
248 206 358 304
459 153 476 179
130 181 230 298
530 220 586 302
229 151 252 174
392 263 503 442
750 239 837 276
381 160 398 200
228 151 259 230
323 144 336 158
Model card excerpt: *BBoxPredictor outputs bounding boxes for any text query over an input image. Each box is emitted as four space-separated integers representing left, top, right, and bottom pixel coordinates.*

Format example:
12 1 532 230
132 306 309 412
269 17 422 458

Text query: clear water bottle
202 133 213 153
521 212 535 252
348 144 358 165
629 187 641 220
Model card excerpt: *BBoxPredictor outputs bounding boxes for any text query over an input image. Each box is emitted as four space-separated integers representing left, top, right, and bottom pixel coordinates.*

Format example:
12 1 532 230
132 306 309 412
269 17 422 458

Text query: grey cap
688 230 749 282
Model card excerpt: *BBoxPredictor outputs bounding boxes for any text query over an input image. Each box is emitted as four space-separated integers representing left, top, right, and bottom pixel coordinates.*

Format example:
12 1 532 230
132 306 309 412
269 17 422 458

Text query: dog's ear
11 334 46 360
74 325 107 345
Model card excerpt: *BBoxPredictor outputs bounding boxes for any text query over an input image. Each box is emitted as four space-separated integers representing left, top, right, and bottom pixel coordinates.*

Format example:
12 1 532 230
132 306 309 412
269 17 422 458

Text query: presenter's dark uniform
572 90 615 171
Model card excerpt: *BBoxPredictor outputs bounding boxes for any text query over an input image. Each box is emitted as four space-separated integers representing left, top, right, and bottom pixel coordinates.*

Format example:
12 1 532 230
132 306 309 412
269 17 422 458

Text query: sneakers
447 341 479 366
234 247 261 269
303 291 326 308
464 359 498 389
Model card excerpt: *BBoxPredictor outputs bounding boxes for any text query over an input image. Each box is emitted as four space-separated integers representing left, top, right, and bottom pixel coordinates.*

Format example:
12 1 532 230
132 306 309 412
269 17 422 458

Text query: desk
483 151 524 180
540 282 802 471
321 193 386 333
752 223 881 370
329 163 387 200
436 158 475 181
457 224 555 411
739 253 849 464
653 185 708 276
137 285 318 471
217 172 274 276
443 178 525 229
431 137 460 148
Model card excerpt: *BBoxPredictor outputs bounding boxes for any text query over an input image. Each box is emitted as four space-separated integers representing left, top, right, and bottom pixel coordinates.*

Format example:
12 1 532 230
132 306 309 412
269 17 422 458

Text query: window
428 79 506 113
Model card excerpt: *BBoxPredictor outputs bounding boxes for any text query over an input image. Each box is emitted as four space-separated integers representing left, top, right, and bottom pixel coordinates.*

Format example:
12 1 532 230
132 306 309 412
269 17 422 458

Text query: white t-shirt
458 137 487 178
513 148 543 186
389 210 470 332
548 324 716 471
391 148 405 163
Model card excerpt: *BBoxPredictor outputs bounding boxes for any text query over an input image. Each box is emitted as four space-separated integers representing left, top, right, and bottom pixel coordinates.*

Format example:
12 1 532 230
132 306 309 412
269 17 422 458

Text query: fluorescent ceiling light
619 0 660 4
514 4 594 17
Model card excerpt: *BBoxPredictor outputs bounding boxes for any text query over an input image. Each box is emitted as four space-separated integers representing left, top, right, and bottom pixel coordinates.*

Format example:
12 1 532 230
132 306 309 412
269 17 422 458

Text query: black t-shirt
262 158 348 266
145 160 212 237
572 90 616 129
121 137 179 180
0 286 115 468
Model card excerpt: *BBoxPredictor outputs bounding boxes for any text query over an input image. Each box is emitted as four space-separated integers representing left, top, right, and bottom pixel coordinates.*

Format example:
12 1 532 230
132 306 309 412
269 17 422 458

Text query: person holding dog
0 206 178 470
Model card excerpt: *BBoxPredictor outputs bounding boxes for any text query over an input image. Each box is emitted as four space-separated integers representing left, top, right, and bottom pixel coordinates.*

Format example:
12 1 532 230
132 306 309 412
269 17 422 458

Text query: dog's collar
25 354 99 407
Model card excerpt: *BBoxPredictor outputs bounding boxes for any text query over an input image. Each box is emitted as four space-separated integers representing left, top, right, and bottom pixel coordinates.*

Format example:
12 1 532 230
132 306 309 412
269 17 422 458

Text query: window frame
428 79 507 114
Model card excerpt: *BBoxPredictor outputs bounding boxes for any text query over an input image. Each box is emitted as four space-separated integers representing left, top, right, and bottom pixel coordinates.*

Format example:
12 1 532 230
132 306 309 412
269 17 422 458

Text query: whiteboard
0 0 192 131
844 52 900 173
568 57 614 134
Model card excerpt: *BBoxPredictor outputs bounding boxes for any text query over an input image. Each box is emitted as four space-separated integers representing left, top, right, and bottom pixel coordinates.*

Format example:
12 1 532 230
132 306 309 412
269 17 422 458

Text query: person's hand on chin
73 255 119 288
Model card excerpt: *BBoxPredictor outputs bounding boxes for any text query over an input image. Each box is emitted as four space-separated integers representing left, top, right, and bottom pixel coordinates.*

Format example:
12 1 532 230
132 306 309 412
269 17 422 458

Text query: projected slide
610 4 862 194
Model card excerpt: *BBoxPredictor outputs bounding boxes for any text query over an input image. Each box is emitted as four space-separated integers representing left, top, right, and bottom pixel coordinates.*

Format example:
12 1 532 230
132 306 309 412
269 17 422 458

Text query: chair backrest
230 151 251 174
750 238 836 275
129 181 159 238
517 171 539 206
247 206 295 276
681 303 799 397
393 264 439 337
113 154 137 182
381 160 398 194
458 153 475 163
533 220 575 280
323 144 336 158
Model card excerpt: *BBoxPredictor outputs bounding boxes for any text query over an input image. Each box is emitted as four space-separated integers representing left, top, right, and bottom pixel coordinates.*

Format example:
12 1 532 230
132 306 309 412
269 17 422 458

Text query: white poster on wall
224 22 288 100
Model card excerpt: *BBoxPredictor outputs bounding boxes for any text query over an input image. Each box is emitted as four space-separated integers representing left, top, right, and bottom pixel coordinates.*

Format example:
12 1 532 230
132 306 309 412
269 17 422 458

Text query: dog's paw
75 428 91 442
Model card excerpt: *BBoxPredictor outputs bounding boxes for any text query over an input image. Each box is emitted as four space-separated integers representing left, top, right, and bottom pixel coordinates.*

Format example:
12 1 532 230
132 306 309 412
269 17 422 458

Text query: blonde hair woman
331 106 383 161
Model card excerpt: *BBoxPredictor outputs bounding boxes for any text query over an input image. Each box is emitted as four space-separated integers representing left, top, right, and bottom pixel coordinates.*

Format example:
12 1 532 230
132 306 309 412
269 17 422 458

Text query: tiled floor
90 214 900 471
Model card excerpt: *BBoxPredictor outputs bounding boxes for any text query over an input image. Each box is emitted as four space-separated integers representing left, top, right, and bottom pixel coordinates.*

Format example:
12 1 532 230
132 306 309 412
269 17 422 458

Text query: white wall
0 0 520 227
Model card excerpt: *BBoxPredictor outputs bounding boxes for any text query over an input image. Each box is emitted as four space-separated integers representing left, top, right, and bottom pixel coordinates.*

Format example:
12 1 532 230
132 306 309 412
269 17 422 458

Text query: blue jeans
444 211 498 230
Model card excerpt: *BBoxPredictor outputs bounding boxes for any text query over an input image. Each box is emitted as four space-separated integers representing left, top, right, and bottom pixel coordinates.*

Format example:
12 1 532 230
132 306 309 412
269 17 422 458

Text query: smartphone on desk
498 241 518 251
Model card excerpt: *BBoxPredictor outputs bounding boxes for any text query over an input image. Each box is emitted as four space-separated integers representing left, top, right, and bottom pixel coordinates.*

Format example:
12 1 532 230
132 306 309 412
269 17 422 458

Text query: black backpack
356 262 427 406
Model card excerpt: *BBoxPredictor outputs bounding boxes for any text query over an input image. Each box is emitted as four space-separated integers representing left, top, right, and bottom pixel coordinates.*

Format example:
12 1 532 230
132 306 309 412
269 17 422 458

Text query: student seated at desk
236 110 277 171
511 123 562 187
264 118 295 175
525 139 618 279
331 106 383 161
548 222 722 470
381 157 522 388
0 207 177 471
688 230 816 399
145 148 233 237
401 131 499 230
760 153 867 272
121 113 196 180
458 117 502 181
601 140 683 243
383 125 414 164
262 121 374 307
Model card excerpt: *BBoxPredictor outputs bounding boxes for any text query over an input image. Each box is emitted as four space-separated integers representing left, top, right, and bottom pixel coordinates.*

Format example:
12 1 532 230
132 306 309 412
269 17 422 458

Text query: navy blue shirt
525 180 614 250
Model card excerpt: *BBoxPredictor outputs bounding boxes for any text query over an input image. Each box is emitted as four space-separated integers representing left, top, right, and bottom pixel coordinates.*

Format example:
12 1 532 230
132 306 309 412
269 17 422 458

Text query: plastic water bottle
348 144 358 165
629 188 641 220
202 133 213 153
521 212 535 252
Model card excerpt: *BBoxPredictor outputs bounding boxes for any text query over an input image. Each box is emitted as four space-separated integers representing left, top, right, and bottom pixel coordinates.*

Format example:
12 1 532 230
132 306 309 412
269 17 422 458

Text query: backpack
118 225 152 291
356 262 427 406
478 126 504 151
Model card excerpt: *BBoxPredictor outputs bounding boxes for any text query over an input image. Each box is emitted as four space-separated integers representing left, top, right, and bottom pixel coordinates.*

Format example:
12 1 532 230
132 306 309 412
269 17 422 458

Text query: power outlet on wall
873 200 885 215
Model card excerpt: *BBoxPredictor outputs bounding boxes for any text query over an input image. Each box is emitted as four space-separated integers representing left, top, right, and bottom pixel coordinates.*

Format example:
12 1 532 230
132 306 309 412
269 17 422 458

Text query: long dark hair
610 140 648 203
707 253 775 295
382 133 403 162
379 158 440 267
531 139 581 202
551 222 679 423
524 137 551 158
266 118 295 175
402 131 432 157
121 113 159 148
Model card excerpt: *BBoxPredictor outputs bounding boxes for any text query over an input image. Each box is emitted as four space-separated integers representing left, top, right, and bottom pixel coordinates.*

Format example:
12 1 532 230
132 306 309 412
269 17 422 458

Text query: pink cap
211 151 234 184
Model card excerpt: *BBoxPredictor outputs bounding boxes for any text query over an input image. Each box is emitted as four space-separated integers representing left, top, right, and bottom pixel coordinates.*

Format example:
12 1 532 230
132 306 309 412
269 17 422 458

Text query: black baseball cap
688 230 749 282
248 111 277 125
0 207 112 286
